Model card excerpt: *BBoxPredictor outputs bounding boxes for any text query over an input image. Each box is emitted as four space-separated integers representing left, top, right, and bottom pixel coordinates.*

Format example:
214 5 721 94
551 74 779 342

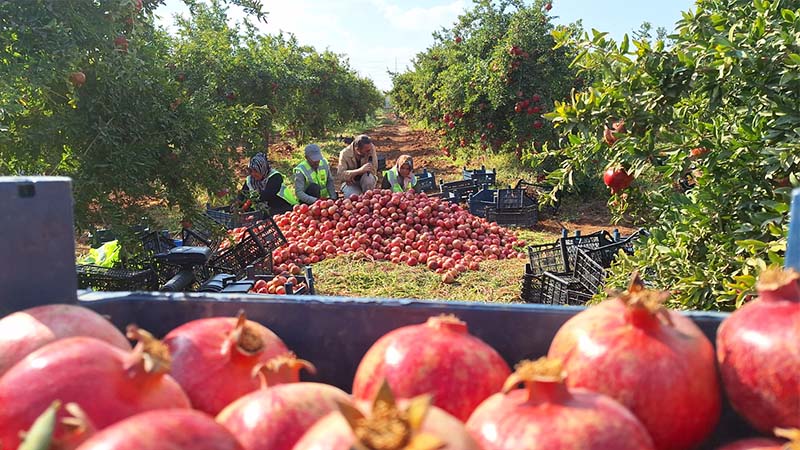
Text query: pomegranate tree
74 409 243 450
716 267 800 433
269 190 526 282
294 381 481 450
0 328 190 450
466 358 655 450
547 274 721 450
352 314 511 421
163 312 290 415
0 303 130 377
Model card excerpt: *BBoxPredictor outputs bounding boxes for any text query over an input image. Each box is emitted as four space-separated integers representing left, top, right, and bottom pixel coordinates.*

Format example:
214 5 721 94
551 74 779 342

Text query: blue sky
156 0 696 92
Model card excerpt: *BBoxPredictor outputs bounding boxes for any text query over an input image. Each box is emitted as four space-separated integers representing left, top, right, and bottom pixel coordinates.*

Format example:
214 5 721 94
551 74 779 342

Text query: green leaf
19 401 60 450
620 34 629 54
781 9 796 22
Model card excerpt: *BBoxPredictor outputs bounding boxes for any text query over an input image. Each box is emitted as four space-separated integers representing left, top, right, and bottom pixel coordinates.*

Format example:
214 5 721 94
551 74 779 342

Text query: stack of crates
462 165 497 186
414 169 437 193
485 187 538 227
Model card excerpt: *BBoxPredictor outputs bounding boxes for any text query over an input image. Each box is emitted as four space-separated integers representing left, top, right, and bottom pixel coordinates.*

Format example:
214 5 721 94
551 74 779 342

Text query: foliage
541 0 799 310
0 0 383 234
388 0 580 166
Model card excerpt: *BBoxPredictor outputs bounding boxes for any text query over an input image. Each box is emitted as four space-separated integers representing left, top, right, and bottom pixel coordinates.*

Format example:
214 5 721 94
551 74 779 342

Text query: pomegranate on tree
294 380 481 450
69 71 86 88
163 311 290 415
74 409 243 450
216 382 350 450
603 166 634 194
466 358 655 450
0 328 190 450
0 303 130 377
352 314 511 421
716 267 800 433
547 274 721 450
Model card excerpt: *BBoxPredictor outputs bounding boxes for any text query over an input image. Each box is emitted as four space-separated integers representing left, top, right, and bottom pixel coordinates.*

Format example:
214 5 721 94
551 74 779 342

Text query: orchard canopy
389 0 797 309
0 0 383 229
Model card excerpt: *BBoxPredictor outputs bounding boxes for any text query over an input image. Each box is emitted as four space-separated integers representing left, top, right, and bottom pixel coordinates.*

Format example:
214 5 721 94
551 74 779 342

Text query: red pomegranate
294 380 481 450
216 382 350 450
0 303 130 377
603 166 634 194
547 274 721 450
0 328 189 450
715 428 798 450
352 314 511 421
466 358 655 450
163 312 290 415
74 409 243 450
716 268 800 433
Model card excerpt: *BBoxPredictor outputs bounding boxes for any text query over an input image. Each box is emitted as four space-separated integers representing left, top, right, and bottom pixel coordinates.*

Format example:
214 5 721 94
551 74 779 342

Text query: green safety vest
247 169 298 205
295 158 331 199
384 166 416 193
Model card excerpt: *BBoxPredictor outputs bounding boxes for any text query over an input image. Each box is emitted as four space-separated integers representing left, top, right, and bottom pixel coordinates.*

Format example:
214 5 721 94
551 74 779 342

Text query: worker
294 143 337 204
238 152 296 215
337 134 378 197
381 154 417 192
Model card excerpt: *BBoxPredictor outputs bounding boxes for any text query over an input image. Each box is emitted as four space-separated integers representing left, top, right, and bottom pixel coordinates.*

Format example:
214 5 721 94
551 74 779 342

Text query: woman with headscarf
381 154 417 192
237 152 297 216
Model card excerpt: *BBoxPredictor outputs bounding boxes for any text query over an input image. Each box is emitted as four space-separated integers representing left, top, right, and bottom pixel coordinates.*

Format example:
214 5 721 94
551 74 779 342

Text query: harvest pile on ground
267 190 526 283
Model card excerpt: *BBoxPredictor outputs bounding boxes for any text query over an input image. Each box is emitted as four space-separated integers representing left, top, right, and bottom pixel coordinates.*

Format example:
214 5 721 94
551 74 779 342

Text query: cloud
370 0 467 32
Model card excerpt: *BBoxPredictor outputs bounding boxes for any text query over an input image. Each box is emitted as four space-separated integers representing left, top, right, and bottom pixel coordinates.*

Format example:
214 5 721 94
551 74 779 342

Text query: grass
313 255 528 303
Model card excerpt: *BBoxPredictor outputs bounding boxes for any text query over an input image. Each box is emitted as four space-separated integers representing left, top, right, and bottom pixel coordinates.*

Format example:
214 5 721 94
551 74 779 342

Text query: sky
155 0 697 92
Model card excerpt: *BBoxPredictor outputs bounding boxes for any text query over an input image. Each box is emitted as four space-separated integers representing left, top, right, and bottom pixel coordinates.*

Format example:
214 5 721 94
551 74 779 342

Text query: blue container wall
79 292 757 448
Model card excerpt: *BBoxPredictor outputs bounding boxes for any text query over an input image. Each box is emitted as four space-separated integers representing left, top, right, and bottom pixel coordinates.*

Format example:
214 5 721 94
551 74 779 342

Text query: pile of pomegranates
266 190 527 283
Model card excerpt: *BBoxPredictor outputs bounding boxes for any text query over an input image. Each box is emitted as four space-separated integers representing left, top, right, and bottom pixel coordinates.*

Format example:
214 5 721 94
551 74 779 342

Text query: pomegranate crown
503 357 565 393
756 267 800 292
337 380 444 450
126 325 172 373
607 272 673 326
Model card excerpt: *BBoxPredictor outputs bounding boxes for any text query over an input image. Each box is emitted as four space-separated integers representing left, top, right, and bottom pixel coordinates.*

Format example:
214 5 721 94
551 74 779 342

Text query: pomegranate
603 166 634 194
352 314 511 421
547 274 721 450
74 409 243 450
0 328 190 450
466 358 655 450
691 147 710 158
294 381 481 450
715 428 798 450
0 303 130 377
69 71 86 87
716 268 800 433
216 382 350 450
16 401 95 450
164 312 290 415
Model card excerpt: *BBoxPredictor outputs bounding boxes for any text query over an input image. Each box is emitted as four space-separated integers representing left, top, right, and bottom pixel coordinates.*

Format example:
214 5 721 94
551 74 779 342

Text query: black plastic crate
527 241 568 275
377 154 387 171
440 179 479 200
541 272 592 306
76 265 159 292
414 169 437 193
249 218 288 253
561 230 614 271
208 228 271 277
496 188 533 210
514 179 560 215
140 230 176 255
572 249 606 294
206 205 265 229
468 188 496 218
520 263 544 303
486 204 537 227
463 166 496 186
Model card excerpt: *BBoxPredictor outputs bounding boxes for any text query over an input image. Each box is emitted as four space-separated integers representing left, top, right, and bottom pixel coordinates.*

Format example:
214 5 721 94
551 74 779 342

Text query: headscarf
247 152 270 192
395 154 416 190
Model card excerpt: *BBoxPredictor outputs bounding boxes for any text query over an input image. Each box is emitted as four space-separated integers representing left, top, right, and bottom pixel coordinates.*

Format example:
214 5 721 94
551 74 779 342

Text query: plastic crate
561 230 614 272
208 228 272 277
485 204 537 227
572 249 606 294
377 154 387 172
249 218 288 253
140 230 176 255
462 166 496 186
468 187 496 218
206 205 266 229
520 263 544 303
514 179 560 215
76 265 159 292
541 272 592 306
527 241 568 275
496 188 534 210
440 179 479 200
414 169 437 193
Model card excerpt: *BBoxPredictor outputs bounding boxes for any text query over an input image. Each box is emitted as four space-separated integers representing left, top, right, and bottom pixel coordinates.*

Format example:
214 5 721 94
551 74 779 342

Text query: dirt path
363 116 638 237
